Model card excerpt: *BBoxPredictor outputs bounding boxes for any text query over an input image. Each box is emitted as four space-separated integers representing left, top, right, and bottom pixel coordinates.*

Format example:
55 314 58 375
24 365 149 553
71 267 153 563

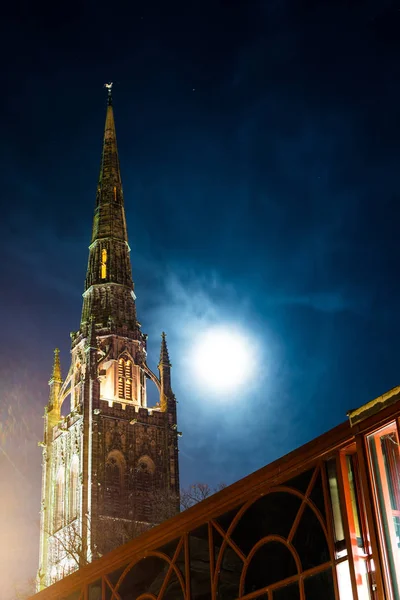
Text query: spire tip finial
104 82 113 105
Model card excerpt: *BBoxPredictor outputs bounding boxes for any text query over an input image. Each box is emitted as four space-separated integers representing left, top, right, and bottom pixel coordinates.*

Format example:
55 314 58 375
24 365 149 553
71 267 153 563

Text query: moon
192 326 255 393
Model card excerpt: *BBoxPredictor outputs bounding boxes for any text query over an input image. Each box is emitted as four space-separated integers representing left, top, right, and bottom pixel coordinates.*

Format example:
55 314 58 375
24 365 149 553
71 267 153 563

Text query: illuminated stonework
37 91 180 591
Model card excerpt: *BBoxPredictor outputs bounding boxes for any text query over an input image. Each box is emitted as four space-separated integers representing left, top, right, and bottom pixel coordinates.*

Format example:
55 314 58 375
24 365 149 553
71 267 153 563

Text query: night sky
1 0 400 596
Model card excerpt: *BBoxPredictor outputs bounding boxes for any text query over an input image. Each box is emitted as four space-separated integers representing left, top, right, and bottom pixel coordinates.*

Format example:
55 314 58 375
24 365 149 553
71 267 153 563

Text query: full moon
192 326 254 392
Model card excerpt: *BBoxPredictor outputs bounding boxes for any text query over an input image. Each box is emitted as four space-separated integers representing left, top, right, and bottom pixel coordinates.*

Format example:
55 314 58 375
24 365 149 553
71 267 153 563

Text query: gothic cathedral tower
37 87 180 590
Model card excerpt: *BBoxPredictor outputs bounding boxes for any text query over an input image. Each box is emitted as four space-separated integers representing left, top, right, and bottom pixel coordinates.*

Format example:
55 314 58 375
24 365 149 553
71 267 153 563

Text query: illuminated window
326 459 347 557
125 360 132 400
101 248 107 279
118 358 125 399
69 457 79 521
118 357 133 401
54 467 65 531
327 451 373 600
368 422 400 599
345 454 366 551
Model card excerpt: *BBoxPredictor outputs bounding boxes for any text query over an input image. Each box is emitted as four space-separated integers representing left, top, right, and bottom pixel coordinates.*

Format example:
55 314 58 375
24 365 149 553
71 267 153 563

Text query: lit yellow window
125 360 132 379
125 361 132 400
101 248 107 279
118 358 124 398
118 358 134 400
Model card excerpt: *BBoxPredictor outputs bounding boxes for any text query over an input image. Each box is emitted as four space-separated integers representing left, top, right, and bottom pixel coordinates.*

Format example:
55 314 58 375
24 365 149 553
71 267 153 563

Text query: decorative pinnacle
104 82 113 105
159 332 172 367
85 315 97 351
51 348 62 383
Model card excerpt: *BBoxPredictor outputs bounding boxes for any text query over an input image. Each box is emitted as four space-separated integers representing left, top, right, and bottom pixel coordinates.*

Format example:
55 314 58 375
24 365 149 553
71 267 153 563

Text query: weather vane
104 82 113 103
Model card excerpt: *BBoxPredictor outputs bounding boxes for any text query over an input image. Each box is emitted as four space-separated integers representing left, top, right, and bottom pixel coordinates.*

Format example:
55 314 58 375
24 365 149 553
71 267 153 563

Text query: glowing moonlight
192 326 254 392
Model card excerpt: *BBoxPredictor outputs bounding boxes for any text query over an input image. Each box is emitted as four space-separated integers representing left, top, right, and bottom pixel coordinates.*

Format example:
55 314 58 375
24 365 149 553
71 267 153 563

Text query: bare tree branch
180 482 226 510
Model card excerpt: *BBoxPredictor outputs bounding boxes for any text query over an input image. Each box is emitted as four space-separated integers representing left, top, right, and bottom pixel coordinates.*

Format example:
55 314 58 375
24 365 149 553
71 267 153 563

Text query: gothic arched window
118 357 133 401
136 455 156 522
104 451 125 517
118 358 125 398
54 467 65 531
137 455 156 475
69 456 79 521
101 248 107 279
125 360 132 400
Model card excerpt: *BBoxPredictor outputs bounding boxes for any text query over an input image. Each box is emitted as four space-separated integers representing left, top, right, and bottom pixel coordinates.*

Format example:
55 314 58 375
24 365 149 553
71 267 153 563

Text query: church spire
158 332 173 410
50 348 62 384
159 331 172 367
91 82 128 245
38 89 179 591
81 86 137 330
48 348 62 409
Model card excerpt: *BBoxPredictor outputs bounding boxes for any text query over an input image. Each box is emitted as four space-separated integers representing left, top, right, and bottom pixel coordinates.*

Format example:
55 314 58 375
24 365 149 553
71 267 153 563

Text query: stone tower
37 87 180 590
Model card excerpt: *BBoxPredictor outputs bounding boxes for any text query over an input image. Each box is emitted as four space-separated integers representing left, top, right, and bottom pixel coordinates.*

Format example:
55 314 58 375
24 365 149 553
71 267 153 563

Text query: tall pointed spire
91 82 128 244
159 332 172 367
48 348 62 409
158 332 173 411
81 86 137 331
50 348 62 384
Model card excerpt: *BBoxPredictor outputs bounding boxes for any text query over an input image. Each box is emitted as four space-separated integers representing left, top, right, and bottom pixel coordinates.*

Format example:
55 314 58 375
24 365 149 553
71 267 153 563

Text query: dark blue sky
1 0 400 594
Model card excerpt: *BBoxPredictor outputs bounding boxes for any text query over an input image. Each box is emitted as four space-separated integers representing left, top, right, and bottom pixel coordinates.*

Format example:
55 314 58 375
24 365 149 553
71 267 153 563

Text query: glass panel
342 452 372 600
357 558 372 600
216 505 241 531
292 505 330 569
88 579 102 600
309 470 326 521
244 541 297 593
274 582 300 599
189 524 211 599
104 566 127 600
163 573 185 600
218 543 241 600
103 579 113 600
285 468 314 493
159 537 180 558
346 455 365 551
212 525 224 565
304 568 335 600
326 459 347 558
117 556 167 599
231 492 302 554
368 422 400 599
336 559 352 599
106 564 127 589
218 524 242 600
